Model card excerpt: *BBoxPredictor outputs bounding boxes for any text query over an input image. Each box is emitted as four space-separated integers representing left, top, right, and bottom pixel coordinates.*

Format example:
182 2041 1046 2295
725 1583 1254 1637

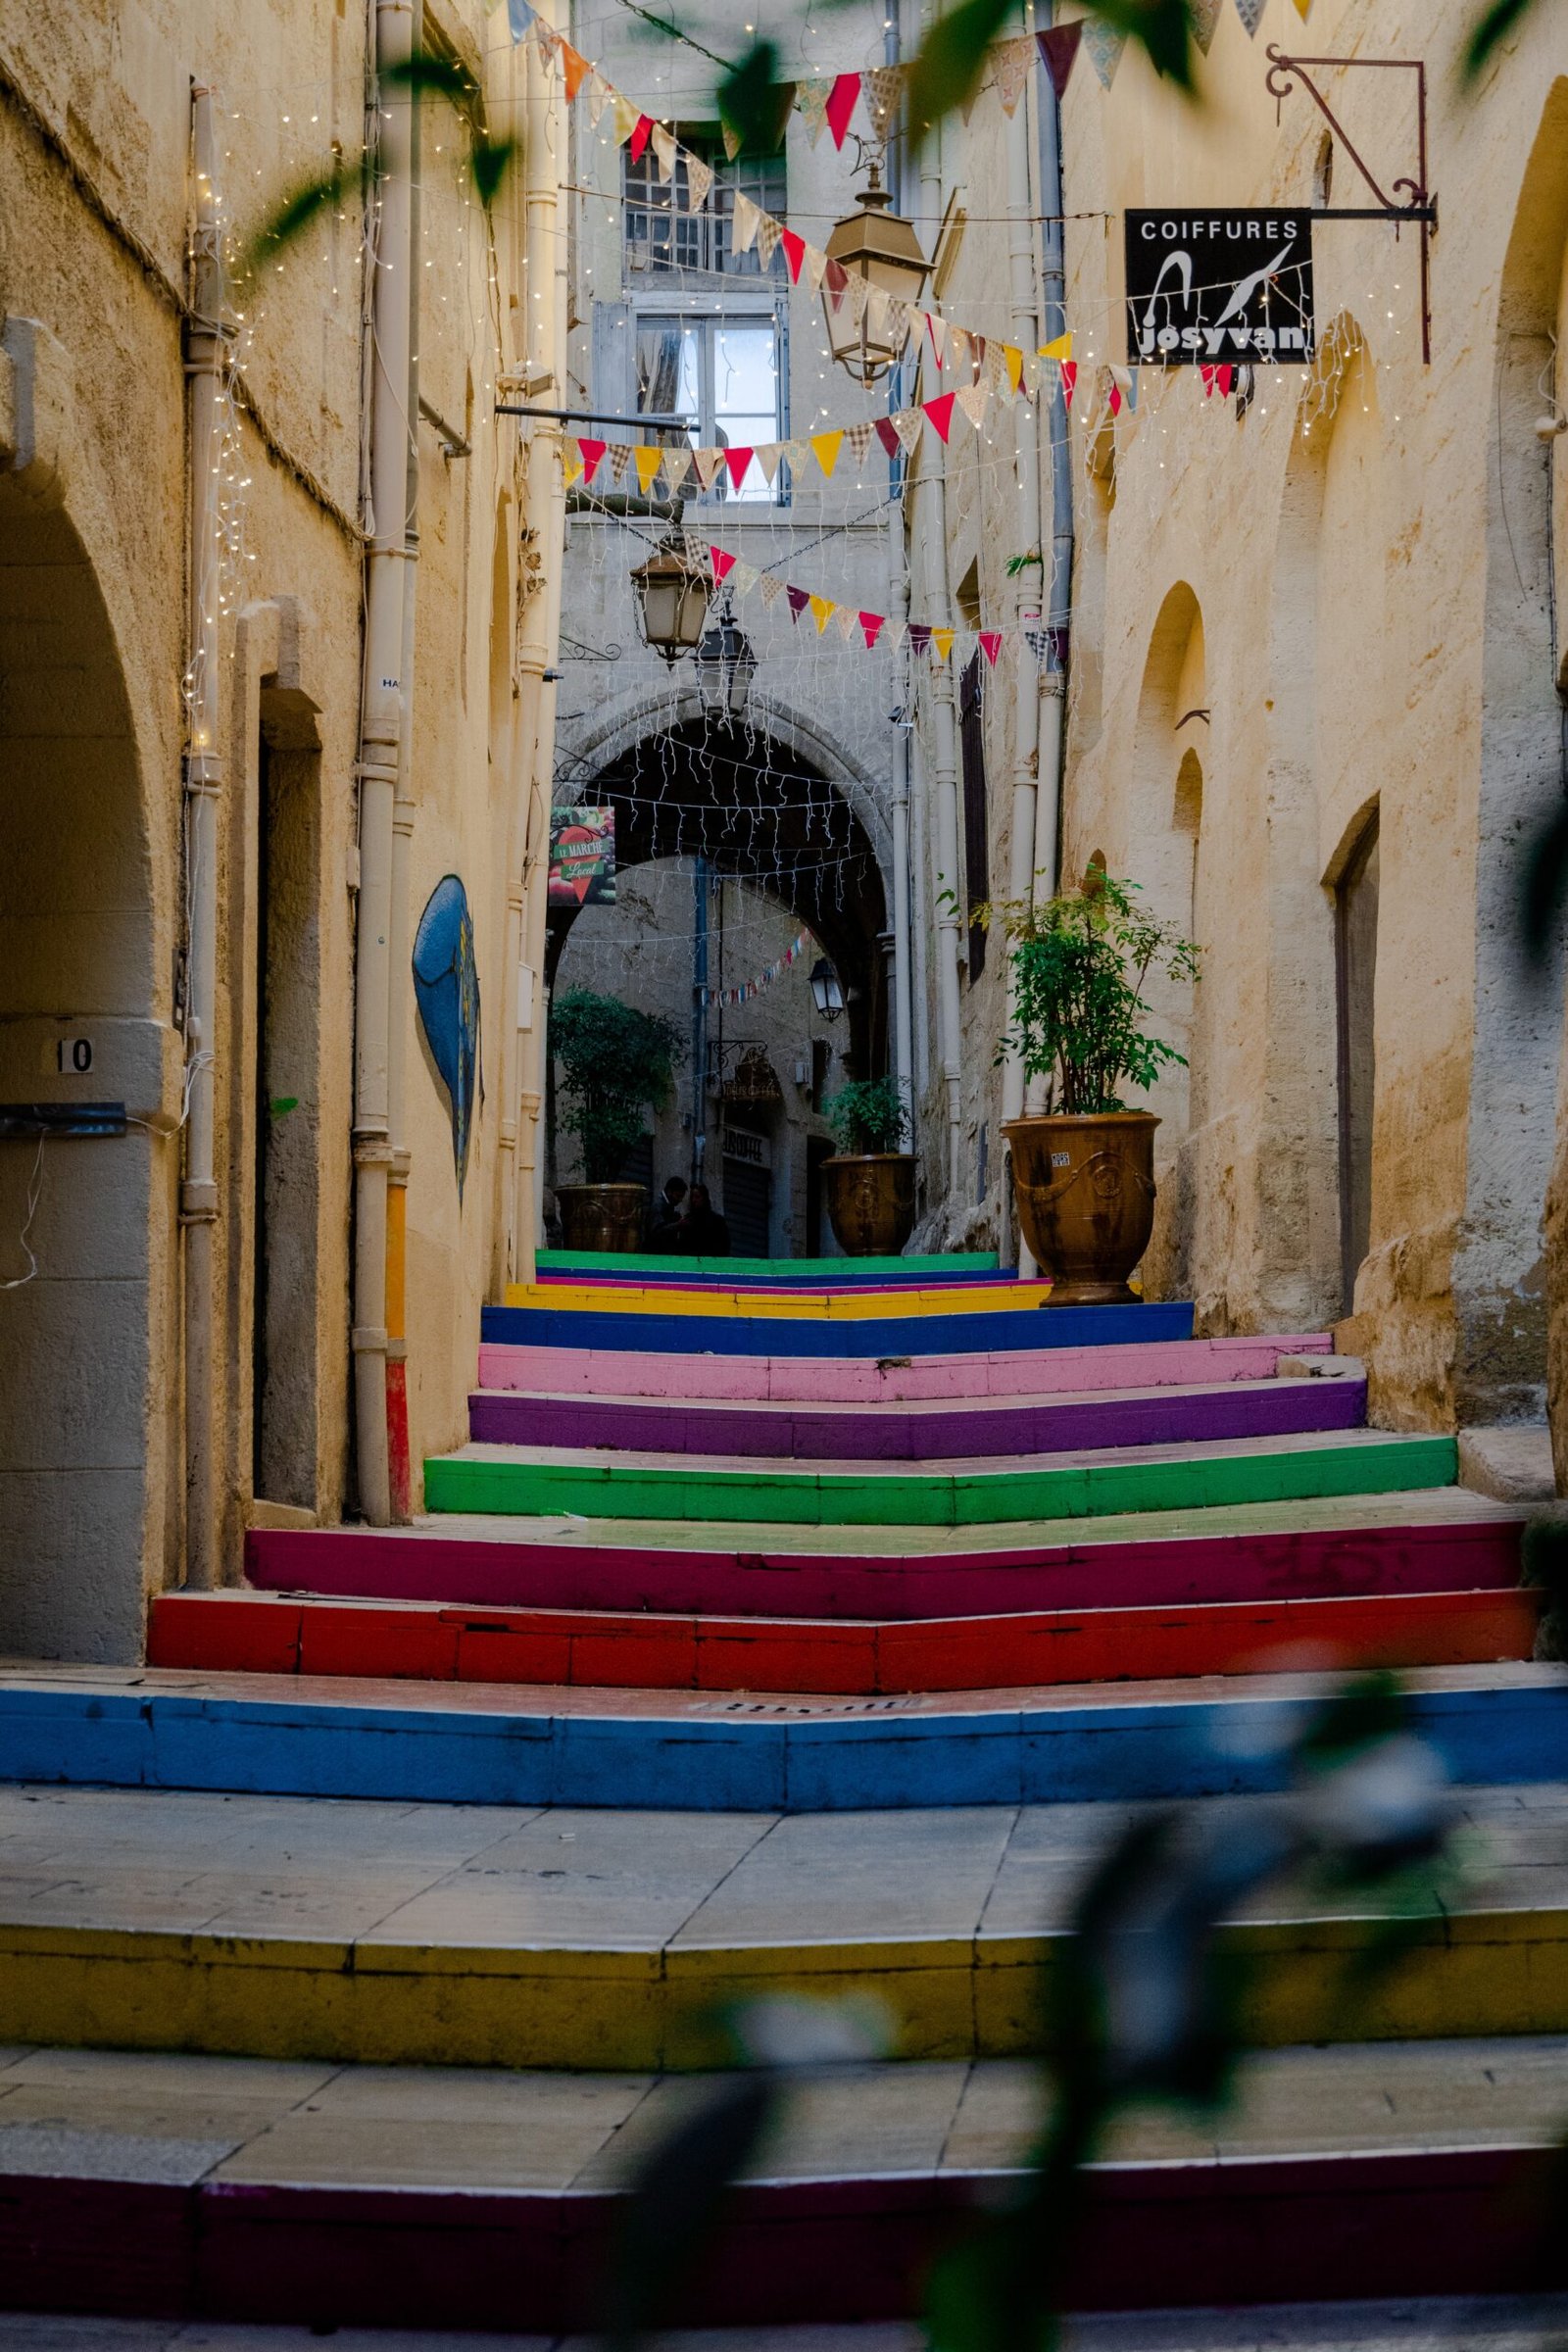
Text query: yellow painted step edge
0 1911 1560 2072
504 1283 1057 1319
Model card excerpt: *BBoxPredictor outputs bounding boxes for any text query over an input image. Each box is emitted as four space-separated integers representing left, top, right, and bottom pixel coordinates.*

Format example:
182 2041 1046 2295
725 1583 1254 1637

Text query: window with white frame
624 136 787 279
635 312 785 503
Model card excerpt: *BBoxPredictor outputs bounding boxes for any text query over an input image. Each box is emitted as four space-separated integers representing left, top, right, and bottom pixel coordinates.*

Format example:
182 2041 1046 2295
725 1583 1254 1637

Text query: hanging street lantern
631 530 712 663
809 957 845 1020
821 163 930 391
694 596 757 725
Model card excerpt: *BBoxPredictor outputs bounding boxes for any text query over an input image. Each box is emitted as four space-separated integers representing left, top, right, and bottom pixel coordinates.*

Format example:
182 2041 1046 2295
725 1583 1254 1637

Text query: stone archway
0 468 156 1659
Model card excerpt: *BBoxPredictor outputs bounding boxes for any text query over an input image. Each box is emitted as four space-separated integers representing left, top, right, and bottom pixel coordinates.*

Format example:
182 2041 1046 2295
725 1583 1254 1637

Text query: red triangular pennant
1060 361 1077 409
1036 22 1082 98
629 114 653 163
980 630 1003 666
859 611 886 649
785 584 810 618
722 449 755 491
710 545 737 580
825 71 860 148
923 391 956 442
780 228 807 284
579 437 607 482
874 416 903 459
907 621 932 654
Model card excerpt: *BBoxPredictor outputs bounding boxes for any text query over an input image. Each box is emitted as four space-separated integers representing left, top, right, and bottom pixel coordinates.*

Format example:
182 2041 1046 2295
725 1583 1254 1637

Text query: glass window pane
712 326 777 421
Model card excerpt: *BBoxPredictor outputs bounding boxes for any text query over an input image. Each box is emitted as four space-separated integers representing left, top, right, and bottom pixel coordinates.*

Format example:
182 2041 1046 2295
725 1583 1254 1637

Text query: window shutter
590 300 633 419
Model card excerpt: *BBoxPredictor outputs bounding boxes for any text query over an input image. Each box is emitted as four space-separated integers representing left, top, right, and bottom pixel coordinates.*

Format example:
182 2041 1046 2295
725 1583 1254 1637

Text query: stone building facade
0 0 566 1656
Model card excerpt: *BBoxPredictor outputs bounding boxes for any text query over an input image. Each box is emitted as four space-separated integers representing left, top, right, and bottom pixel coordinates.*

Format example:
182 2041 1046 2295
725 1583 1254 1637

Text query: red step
149 1584 1544 1695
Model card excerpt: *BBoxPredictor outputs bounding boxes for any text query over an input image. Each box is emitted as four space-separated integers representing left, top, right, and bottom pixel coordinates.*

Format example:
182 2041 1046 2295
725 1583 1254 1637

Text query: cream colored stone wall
1028 0 1568 1433
0 0 557 1650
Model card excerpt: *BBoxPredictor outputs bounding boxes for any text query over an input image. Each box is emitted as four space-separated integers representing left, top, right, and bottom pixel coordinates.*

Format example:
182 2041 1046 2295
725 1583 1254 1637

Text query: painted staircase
0 1246 1563 2330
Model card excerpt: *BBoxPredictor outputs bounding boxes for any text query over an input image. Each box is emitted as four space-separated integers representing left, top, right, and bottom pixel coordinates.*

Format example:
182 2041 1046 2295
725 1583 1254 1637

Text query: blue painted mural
413 874 480 1198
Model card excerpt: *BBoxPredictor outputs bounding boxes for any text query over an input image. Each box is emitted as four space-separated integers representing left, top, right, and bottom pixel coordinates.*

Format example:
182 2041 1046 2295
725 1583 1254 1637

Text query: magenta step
477 1332 1333 1404
0 2149 1558 2328
466 1373 1366 1460
246 1497 1524 1621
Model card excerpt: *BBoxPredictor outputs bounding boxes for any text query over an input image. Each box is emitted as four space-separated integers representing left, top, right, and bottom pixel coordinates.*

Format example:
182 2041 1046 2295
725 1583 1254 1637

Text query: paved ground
0 1782 1561 1946
0 2037 1560 2188
0 2301 1562 2348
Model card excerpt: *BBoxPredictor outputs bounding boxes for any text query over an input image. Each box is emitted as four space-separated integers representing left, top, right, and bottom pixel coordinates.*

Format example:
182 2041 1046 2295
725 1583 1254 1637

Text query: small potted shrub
550 989 685 1252
993 865 1199 1303
821 1074 916 1257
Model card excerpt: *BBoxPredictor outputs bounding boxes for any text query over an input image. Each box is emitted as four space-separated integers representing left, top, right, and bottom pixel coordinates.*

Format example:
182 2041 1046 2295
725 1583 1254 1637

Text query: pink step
476 1332 1334 1404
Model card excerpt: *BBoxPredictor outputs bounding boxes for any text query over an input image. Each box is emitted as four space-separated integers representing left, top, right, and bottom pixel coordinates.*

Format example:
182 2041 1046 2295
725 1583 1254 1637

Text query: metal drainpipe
513 14 566 1285
181 83 226 1589
914 79 963 1205
691 854 710 1185
351 0 415 1528
383 57 420 1522
999 54 1046 1272
883 10 913 1126
1033 1 1073 933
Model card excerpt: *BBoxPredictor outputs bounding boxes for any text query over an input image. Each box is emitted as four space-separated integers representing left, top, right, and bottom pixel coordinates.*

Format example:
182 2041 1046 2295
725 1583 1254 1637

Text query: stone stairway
0 1246 1563 2329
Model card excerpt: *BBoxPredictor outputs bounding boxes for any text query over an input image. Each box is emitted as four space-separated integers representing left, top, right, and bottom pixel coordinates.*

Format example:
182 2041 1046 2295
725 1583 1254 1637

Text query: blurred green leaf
717 40 796 156
471 132 520 211
1521 797 1568 969
1462 0 1538 79
381 51 483 109
245 158 368 269
603 2073 780 2348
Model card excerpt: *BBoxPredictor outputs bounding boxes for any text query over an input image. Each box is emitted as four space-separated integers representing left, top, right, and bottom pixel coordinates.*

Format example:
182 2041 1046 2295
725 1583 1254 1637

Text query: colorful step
506 1279 1062 1319
1 1662 1559 1809
539 1247 1000 1282
480 1299 1197 1358
245 1491 1527 1617
149 1585 1545 1694
466 1372 1368 1462
423 1430 1459 1529
477 1330 1334 1403
0 1782 1562 2069
0 2043 1559 2326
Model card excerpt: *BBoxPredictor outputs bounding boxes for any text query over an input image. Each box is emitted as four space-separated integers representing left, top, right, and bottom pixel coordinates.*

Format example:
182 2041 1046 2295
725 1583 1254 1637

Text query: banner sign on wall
1125 210 1314 367
549 808 616 907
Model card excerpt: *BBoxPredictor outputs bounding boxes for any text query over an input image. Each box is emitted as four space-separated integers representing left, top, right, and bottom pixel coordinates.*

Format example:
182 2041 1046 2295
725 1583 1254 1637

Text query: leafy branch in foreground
243 53 520 270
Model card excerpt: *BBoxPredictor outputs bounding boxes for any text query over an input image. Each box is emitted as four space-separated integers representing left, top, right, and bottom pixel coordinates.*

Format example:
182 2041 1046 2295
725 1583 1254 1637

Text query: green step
423 1431 1459 1530
537 1249 999 1280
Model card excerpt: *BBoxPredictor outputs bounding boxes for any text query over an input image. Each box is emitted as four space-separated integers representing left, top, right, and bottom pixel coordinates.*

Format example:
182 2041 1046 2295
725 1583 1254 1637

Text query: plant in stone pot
820 1074 916 1258
992 865 1200 1303
550 989 685 1253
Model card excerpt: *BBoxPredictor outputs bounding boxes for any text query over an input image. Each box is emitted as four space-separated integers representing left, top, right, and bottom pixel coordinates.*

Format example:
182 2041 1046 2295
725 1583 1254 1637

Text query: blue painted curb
0 1680 1559 1811
479 1300 1198 1359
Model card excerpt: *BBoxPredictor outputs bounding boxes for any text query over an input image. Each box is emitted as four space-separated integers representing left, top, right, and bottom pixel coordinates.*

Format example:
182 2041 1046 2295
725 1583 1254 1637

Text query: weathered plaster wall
1041 0 1568 1436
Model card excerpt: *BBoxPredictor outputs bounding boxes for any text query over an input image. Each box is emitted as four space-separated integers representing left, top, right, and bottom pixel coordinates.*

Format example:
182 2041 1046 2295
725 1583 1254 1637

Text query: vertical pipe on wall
383 64 420 1523
914 77 963 1203
181 83 226 1589
351 0 415 1528
513 9 565 1287
883 9 913 1126
1033 0 1073 918
1000 57 1046 1270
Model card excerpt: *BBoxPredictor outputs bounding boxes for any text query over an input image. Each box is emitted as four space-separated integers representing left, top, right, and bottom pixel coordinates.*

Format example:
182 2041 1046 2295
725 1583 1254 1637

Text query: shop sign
549 807 616 907
1125 209 1314 366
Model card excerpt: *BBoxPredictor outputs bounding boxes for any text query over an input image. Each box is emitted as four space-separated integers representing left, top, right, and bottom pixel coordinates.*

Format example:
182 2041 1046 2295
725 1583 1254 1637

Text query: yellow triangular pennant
810 428 845 478
808 594 835 634
634 444 663 494
1004 345 1023 394
931 627 956 662
1040 332 1074 363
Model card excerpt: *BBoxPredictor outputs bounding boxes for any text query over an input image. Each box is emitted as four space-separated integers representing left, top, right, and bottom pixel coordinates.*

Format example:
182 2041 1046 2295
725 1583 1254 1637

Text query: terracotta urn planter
1004 1111 1158 1305
823 1153 917 1258
555 1182 647 1254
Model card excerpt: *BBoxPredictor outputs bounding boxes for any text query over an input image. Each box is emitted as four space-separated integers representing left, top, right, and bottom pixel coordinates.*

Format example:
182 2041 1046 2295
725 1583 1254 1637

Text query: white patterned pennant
1082 20 1126 85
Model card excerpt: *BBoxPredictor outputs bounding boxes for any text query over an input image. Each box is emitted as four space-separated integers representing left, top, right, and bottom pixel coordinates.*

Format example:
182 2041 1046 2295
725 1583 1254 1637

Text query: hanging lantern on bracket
821 162 930 390
631 531 712 663
694 595 757 725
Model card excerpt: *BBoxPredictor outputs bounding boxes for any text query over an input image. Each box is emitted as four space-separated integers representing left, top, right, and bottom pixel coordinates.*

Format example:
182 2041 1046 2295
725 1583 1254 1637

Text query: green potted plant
992 864 1200 1303
821 1074 916 1257
550 989 685 1253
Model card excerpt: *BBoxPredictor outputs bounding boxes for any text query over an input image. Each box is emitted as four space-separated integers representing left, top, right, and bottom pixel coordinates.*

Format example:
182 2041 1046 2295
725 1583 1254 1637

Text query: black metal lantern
694 597 757 725
821 163 930 390
809 958 845 1020
631 531 712 663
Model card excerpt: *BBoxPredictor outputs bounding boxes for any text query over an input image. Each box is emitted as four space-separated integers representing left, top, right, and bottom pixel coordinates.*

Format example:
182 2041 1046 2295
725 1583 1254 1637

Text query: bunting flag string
702 927 812 1009
560 332 1077 501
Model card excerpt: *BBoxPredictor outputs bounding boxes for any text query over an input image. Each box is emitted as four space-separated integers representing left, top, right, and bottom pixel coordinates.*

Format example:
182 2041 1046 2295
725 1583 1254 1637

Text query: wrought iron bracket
1265 45 1436 364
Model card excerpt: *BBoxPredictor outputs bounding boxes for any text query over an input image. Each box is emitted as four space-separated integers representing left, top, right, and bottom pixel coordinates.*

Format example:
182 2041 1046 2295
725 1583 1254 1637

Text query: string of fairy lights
185 4 1416 935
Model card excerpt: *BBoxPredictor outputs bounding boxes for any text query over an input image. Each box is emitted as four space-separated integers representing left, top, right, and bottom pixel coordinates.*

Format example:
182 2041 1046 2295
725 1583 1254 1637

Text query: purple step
466 1374 1368 1460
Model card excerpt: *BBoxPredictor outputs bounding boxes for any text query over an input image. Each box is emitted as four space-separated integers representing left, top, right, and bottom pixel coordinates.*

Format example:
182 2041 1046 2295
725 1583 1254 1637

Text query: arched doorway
547 715 888 1253
0 474 156 1659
